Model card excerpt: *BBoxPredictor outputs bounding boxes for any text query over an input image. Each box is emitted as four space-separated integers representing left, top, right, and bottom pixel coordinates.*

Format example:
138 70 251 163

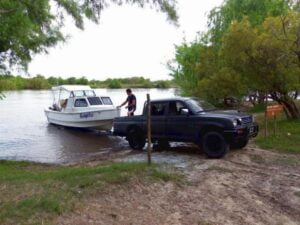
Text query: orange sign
266 105 284 118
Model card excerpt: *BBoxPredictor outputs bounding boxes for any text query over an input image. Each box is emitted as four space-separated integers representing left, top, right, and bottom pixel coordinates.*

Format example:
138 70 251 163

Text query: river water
0 88 177 163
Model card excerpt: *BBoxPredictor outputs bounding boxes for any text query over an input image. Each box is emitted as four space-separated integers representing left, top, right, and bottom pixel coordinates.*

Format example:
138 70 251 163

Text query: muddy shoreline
56 143 300 225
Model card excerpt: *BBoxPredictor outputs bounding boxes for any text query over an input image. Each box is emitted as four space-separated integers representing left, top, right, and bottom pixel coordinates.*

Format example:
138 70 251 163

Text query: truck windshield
187 99 216 113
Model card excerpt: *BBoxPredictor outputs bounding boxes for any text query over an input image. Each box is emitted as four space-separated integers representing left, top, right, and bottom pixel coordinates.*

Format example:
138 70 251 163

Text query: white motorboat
45 85 121 130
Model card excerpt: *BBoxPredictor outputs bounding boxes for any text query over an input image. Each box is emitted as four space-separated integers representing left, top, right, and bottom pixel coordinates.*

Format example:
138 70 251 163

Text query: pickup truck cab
113 97 258 158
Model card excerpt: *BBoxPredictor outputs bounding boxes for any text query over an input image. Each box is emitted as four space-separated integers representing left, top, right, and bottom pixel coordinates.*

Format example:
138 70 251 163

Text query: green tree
208 0 290 45
107 79 122 88
76 76 89 85
0 0 177 73
197 67 247 105
66 77 77 84
26 75 50 89
170 0 294 106
47 76 59 86
222 14 300 118
153 80 171 88
168 40 207 96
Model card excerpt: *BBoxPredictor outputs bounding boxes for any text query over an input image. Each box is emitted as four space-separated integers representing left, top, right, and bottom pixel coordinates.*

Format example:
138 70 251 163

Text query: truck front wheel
230 140 248 150
127 128 146 150
200 131 228 158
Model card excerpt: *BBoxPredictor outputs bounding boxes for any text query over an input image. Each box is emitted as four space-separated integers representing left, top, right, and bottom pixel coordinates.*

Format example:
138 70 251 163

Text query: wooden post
147 94 152 165
264 92 268 137
274 114 277 136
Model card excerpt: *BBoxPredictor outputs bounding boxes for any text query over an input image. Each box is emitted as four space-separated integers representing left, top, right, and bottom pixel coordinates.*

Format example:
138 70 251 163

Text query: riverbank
0 161 181 225
0 75 176 90
1 144 300 225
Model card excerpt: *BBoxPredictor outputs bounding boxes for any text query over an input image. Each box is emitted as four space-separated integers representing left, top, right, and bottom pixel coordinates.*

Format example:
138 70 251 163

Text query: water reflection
45 124 128 163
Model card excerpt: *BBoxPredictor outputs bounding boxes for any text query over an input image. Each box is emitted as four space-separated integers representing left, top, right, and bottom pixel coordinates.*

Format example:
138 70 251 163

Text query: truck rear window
151 103 167 116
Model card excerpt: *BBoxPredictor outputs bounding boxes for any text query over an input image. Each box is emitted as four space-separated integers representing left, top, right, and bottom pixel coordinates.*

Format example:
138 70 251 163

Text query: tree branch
0 9 16 14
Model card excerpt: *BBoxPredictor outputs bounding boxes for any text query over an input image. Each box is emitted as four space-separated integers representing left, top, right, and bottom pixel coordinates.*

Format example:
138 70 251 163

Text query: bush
107 79 122 88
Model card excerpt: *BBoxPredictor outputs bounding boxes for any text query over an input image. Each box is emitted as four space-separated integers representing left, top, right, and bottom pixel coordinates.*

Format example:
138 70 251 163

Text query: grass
242 100 300 154
254 116 300 154
248 103 266 113
0 160 181 225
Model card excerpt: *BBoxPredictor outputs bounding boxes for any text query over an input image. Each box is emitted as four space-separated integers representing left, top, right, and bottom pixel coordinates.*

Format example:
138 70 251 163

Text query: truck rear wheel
127 128 146 150
201 131 228 158
153 139 170 151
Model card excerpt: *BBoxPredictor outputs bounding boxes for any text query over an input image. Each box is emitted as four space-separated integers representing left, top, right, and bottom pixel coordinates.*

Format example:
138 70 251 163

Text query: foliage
107 79 122 88
0 0 177 73
169 0 300 118
94 77 173 89
197 67 247 105
208 0 290 45
0 161 180 224
153 80 172 88
169 41 208 96
0 75 174 90
248 103 266 114
169 37 246 105
222 14 300 118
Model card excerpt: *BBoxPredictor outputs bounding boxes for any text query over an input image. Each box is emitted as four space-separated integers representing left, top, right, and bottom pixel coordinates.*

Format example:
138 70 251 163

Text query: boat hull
44 108 120 130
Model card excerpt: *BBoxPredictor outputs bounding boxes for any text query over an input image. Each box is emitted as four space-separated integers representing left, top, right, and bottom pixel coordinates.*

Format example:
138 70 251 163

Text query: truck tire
201 131 228 158
230 140 248 150
153 139 170 151
127 128 146 150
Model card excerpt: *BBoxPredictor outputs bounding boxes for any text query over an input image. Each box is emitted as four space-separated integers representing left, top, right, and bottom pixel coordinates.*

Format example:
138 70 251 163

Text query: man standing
119 89 136 116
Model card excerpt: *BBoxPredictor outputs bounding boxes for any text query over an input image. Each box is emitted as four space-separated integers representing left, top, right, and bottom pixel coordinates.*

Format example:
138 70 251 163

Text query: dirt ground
57 144 300 225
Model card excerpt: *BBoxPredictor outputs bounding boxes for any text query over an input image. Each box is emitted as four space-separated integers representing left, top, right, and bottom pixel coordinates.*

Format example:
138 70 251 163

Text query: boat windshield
71 90 96 97
187 99 216 113
85 90 96 97
73 91 85 97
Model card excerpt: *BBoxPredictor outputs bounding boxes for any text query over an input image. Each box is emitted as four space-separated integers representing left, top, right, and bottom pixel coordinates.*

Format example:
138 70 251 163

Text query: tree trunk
270 92 300 119
281 98 300 119
257 91 265 104
248 94 257 106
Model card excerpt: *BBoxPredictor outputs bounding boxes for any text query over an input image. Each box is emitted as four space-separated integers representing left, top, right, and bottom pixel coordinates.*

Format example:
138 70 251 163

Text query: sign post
265 104 284 136
146 94 152 165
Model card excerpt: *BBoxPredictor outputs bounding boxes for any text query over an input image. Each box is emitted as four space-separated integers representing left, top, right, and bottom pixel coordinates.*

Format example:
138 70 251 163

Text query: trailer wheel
127 128 146 150
200 131 228 158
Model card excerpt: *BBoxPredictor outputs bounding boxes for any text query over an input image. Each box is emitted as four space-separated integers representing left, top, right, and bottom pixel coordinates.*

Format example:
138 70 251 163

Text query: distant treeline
0 75 175 90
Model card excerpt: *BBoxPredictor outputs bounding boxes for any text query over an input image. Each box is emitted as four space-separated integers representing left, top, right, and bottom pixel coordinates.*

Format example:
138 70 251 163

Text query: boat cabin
50 85 114 112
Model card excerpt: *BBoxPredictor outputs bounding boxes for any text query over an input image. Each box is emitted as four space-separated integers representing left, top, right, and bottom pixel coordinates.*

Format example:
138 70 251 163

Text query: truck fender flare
198 124 224 139
127 125 142 134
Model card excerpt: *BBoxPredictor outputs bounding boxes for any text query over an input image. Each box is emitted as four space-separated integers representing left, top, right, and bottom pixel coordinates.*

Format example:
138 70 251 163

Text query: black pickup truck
113 97 258 158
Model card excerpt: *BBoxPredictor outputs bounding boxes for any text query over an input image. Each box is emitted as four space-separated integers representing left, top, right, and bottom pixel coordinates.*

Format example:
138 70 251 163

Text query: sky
28 0 224 81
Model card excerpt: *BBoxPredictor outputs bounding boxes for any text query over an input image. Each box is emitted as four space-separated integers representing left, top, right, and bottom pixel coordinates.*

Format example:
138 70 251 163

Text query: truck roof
150 97 191 103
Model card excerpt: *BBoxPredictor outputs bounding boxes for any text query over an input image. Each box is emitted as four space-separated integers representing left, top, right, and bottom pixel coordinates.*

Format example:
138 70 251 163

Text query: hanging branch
0 9 16 14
